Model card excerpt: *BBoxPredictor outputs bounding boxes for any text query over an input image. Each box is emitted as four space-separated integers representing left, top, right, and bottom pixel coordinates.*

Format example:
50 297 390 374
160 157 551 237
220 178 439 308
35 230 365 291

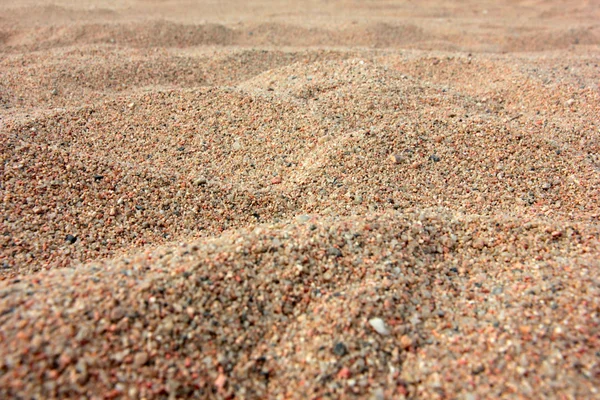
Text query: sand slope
1 1 599 398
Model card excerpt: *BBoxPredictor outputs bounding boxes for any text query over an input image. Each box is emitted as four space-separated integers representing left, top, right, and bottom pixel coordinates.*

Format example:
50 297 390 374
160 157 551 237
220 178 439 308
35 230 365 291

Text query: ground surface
1 0 599 398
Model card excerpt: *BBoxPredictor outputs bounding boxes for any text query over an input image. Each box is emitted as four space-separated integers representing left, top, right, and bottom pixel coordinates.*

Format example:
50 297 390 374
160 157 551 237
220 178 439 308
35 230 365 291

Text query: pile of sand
1 1 599 398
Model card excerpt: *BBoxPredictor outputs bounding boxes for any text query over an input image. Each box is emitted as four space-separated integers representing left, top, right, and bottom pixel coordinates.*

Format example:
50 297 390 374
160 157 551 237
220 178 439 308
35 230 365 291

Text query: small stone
128 102 135 108
75 327 90 342
369 318 390 335
541 182 552 190
566 98 575 106
296 215 311 223
194 177 207 186
333 342 348 357
232 141 241 151
271 177 282 184
133 352 148 368
472 364 485 375
110 307 125 322
472 238 485 250
186 307 195 318
65 234 77 244
51 89 58 95
429 154 441 162
94 175 104 181
389 154 404 164
327 247 342 257
337 367 351 379
74 359 89 384
214 373 227 390
400 335 412 349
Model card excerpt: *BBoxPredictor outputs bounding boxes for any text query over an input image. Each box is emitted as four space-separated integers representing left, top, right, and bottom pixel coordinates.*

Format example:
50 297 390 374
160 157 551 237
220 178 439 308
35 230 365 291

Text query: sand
1 0 599 398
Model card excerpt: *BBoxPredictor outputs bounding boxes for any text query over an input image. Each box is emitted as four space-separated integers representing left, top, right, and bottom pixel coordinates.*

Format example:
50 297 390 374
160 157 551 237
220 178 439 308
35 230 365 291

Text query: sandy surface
1 0 600 398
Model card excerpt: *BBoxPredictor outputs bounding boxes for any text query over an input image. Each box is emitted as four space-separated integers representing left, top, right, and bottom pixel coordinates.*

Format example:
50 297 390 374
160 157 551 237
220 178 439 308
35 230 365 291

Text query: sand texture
1 1 600 398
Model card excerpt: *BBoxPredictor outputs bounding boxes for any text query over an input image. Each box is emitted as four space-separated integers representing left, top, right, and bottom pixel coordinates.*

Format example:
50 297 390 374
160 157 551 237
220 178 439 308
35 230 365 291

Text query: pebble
400 335 413 349
296 215 311 223
133 352 148 368
333 342 348 356
194 177 207 186
65 234 77 244
369 318 390 335
327 247 343 257
214 374 227 390
337 367 351 379
389 154 404 164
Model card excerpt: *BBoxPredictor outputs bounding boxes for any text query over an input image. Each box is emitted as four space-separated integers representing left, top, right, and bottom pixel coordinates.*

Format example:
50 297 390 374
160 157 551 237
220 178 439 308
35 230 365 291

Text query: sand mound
3 54 598 276
1 210 599 397
1 0 599 398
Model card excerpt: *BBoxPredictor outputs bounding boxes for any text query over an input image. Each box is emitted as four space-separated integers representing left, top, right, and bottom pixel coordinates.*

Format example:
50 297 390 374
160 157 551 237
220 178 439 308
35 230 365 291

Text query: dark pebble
472 364 485 375
66 234 77 244
429 154 441 162
333 342 348 357
94 175 104 181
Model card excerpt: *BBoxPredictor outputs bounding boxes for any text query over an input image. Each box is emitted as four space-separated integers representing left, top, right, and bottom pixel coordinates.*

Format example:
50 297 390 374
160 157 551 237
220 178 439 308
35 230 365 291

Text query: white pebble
369 318 390 335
